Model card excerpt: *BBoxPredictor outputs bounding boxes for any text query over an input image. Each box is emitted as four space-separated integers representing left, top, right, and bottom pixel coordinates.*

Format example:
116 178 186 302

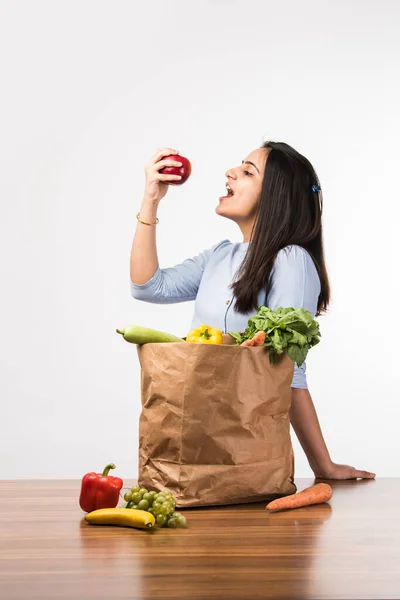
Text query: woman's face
216 147 269 223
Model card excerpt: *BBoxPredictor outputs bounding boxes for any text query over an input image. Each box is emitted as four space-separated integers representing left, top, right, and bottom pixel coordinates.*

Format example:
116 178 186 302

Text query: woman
130 143 375 481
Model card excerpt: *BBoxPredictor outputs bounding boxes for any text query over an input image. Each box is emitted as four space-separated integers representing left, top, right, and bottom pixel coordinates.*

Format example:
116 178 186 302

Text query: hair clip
311 185 321 194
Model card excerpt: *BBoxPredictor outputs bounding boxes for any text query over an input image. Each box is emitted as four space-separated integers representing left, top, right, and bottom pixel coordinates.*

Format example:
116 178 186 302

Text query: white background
1 0 399 479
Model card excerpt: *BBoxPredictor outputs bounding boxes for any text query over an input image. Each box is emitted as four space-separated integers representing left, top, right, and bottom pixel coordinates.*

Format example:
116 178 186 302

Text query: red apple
159 154 192 185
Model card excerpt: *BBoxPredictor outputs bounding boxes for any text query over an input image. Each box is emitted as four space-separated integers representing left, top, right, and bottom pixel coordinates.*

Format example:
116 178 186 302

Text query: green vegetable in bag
229 306 321 367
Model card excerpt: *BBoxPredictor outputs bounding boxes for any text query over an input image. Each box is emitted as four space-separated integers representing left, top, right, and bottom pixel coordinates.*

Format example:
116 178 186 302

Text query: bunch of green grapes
123 485 187 528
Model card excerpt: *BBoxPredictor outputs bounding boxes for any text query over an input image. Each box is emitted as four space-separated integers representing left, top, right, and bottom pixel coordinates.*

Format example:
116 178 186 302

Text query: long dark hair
230 141 330 317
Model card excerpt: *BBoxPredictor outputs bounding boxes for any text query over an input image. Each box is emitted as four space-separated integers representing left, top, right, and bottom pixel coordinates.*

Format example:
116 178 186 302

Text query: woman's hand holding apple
143 147 191 205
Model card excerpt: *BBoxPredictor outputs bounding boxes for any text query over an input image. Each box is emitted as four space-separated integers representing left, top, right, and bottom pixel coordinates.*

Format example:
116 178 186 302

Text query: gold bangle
136 212 159 226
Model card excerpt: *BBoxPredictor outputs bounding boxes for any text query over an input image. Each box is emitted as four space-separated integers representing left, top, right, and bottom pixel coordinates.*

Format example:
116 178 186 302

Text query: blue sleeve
266 245 321 389
130 239 230 304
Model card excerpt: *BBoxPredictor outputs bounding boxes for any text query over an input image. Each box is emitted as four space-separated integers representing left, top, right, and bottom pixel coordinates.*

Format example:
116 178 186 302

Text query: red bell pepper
79 463 123 513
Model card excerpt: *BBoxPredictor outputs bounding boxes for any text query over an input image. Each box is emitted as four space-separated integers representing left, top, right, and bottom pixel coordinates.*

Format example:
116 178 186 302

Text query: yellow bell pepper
186 324 223 344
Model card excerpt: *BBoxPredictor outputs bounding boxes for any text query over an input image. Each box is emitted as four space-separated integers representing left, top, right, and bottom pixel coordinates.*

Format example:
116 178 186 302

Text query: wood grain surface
0 478 399 600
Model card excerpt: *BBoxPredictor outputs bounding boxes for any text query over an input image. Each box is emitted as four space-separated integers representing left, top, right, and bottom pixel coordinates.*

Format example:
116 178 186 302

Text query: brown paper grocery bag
136 334 296 507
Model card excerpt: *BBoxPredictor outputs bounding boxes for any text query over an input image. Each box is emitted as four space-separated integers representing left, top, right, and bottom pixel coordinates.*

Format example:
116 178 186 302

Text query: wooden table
0 478 399 599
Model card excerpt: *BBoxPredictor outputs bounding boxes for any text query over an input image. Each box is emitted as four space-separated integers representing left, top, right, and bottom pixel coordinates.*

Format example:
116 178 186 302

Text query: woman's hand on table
313 461 376 480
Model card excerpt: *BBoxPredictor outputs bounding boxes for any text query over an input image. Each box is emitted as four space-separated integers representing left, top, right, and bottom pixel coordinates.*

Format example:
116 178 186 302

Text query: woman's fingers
353 468 376 479
154 147 179 161
155 158 183 170
158 173 182 181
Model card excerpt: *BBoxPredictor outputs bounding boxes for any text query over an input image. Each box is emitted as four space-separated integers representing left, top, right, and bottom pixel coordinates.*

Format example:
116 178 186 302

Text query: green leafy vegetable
229 306 321 367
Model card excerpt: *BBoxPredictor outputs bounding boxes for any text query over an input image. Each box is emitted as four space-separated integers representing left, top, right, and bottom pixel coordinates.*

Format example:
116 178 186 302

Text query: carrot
240 331 266 347
252 331 266 346
265 483 332 512
240 338 256 347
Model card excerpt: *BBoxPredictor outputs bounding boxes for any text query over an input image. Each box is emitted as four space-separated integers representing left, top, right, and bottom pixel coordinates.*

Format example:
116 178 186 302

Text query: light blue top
130 240 321 389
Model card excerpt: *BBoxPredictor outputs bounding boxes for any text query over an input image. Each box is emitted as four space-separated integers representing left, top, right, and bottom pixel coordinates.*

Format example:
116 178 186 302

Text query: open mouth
219 188 234 201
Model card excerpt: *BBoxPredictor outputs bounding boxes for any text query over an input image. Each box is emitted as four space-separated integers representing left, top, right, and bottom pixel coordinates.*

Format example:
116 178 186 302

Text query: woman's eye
244 170 252 176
